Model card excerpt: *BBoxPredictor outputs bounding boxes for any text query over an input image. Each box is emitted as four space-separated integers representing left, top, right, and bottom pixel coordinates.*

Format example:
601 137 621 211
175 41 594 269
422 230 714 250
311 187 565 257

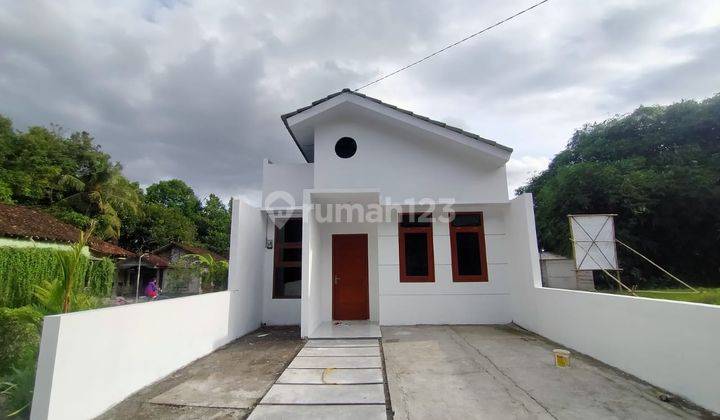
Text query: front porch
300 189 382 338
309 320 382 339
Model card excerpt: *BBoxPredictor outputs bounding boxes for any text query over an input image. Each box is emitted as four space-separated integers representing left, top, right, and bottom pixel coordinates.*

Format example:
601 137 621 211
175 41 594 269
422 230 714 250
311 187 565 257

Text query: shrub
0 306 41 377
0 247 116 308
1 364 36 418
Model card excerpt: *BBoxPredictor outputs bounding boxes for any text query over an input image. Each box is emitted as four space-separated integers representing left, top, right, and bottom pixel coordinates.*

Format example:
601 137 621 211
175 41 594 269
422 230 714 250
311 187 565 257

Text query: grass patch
612 287 720 305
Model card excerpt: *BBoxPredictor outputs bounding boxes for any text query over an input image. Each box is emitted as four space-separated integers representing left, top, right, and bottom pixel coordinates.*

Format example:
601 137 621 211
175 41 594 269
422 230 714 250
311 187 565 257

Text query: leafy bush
85 258 115 296
0 306 41 418
0 307 41 376
1 364 36 418
0 247 116 308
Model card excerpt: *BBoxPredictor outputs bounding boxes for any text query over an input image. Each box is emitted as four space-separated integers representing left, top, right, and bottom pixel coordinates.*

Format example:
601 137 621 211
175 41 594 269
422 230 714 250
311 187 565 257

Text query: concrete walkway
98 327 303 420
249 339 388 419
382 325 710 420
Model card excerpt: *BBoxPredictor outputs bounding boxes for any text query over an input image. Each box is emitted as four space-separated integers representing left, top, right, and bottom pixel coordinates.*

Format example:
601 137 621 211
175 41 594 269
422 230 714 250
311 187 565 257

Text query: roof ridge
281 89 513 163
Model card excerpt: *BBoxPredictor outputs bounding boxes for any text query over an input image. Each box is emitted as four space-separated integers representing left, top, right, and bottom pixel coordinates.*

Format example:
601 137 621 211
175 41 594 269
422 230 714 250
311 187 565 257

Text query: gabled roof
281 88 513 162
152 242 227 262
0 203 136 258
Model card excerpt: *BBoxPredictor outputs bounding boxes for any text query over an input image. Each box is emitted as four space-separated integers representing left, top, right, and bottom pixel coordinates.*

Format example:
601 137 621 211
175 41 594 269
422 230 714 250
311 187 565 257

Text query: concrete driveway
382 325 710 420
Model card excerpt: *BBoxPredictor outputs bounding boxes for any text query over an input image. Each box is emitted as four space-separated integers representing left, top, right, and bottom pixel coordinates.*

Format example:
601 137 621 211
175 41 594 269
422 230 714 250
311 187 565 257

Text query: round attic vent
335 137 357 159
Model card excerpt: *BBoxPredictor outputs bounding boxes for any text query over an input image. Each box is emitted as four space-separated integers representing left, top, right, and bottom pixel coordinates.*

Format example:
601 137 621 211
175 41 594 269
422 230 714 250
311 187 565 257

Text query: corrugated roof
0 203 136 258
281 88 513 162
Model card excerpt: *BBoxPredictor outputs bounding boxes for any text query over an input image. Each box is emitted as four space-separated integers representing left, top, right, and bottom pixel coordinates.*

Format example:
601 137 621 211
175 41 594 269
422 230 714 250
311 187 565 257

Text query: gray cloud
1 0 719 201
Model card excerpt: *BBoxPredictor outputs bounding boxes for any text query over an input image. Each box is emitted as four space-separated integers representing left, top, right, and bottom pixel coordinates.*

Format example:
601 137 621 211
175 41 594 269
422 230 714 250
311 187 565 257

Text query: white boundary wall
508 194 720 414
31 198 265 420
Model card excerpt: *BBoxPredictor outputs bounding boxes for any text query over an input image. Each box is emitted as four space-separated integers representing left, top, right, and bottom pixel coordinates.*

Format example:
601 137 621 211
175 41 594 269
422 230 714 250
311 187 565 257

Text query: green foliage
0 307 41 376
86 258 116 296
0 307 41 418
1 364 35 418
180 253 229 292
0 119 142 240
145 179 201 219
0 247 115 308
0 114 231 255
33 279 99 315
54 226 93 313
196 194 231 256
519 94 720 288
143 204 197 248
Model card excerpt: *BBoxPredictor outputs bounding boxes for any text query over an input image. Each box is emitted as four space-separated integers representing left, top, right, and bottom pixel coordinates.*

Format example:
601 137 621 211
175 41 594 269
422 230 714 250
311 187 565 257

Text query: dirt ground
97 326 303 420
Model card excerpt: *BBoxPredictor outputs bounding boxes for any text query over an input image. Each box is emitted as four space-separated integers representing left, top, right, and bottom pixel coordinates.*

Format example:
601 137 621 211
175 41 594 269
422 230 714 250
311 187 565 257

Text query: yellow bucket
554 349 571 367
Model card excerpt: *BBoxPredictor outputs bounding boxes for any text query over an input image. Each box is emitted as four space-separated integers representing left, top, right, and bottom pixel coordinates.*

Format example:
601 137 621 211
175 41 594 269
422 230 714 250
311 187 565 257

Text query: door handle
334 275 340 285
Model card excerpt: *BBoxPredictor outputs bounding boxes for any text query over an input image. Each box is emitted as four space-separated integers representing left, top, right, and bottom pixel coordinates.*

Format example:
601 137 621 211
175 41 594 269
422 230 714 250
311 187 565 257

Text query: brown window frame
273 217 302 299
398 213 435 283
449 212 489 282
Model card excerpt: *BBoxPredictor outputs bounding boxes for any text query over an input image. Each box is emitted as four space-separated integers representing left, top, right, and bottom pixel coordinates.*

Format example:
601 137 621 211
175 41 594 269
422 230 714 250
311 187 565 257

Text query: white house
30 89 720 419
239 89 523 338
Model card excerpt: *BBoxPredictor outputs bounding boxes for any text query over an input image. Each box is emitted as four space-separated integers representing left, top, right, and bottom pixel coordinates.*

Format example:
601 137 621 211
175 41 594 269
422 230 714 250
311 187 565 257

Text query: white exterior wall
507 194 720 414
262 160 313 207
32 197 266 420
378 205 512 325
226 199 266 330
312 117 509 204
31 292 254 420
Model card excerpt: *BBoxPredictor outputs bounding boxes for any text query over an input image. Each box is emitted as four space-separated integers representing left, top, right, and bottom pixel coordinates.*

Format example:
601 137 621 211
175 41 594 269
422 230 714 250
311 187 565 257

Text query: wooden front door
332 234 369 320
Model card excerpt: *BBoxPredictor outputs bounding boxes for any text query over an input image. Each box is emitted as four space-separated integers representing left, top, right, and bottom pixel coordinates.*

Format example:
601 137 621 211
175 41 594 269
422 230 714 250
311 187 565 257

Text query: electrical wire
354 0 551 92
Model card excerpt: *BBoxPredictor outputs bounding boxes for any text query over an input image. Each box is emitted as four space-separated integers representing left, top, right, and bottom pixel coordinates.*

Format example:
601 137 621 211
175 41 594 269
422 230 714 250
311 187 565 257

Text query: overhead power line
354 0 550 92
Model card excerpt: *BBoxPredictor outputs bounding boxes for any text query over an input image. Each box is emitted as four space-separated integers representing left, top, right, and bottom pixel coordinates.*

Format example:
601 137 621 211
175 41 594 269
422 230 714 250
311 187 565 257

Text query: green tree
519 94 720 288
0 118 141 240
142 204 197 249
197 194 231 255
145 179 201 220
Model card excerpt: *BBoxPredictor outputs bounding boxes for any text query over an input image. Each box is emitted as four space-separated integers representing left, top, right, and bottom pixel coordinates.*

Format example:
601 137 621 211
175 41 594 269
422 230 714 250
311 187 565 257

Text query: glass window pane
404 232 429 276
283 219 302 243
456 232 482 275
274 266 301 298
400 213 432 228
282 248 301 262
451 214 482 227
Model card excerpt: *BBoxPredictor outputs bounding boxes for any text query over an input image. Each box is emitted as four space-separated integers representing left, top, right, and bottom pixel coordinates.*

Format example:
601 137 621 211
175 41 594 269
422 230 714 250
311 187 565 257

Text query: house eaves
281 88 513 163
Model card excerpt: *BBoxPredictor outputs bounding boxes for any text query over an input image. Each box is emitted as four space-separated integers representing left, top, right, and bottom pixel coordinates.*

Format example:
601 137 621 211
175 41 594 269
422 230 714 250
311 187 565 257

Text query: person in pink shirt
145 278 159 299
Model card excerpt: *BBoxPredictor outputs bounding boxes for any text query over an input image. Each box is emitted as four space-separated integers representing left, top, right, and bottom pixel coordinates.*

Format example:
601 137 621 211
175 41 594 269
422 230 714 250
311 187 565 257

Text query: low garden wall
31 198 266 420
508 193 720 414
31 291 256 420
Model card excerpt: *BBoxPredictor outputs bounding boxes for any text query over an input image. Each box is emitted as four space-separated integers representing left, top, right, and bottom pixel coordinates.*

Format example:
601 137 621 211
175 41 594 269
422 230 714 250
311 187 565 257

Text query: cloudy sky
1 0 719 203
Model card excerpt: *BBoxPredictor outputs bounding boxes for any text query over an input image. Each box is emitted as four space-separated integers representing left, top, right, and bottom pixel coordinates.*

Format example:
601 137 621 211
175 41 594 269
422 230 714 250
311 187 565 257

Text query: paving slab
277 368 384 384
260 384 386 405
306 338 378 347
298 346 380 357
248 404 386 419
97 327 303 420
289 356 382 369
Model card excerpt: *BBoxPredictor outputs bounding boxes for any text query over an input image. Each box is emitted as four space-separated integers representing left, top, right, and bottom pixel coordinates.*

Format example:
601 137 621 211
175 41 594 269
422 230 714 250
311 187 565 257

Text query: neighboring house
114 253 169 298
0 202 134 259
239 89 531 337
0 203 149 295
539 251 595 291
153 243 227 294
